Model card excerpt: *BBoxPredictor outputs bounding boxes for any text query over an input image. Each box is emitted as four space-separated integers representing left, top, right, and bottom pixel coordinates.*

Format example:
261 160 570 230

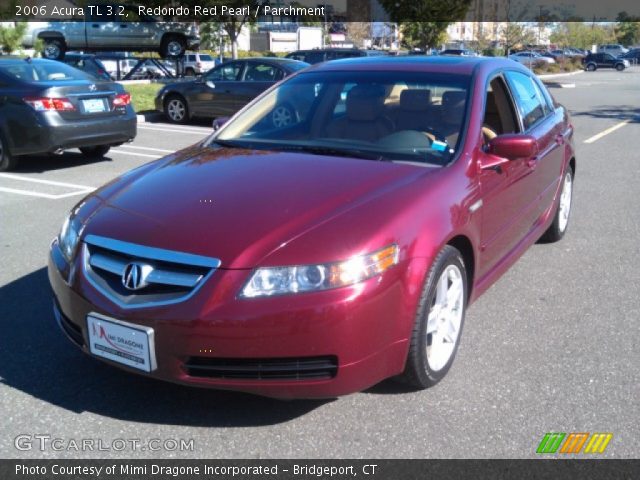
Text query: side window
483 76 520 142
305 51 325 64
243 62 281 82
504 71 548 130
207 62 242 81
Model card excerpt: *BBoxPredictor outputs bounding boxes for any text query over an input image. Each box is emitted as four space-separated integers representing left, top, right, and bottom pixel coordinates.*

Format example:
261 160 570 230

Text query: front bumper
9 107 137 156
48 240 426 399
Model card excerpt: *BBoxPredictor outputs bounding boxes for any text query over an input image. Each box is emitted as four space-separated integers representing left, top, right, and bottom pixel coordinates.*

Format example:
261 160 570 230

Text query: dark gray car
0 58 136 171
155 57 309 124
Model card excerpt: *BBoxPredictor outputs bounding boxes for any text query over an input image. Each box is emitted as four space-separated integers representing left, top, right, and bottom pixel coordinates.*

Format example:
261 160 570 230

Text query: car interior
482 76 520 143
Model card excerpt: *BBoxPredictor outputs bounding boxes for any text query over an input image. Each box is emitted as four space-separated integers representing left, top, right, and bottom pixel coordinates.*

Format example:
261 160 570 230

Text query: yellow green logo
536 432 613 454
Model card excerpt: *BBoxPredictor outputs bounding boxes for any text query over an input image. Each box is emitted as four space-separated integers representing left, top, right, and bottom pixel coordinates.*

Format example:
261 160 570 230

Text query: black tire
616 63 625 71
160 36 186 58
164 94 189 124
399 245 468 389
79 145 110 157
42 39 66 60
586 63 596 71
0 130 18 171
539 166 574 243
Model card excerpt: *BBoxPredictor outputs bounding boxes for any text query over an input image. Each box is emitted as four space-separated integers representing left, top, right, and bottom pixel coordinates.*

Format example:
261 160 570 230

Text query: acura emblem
88 84 97 92
122 263 152 291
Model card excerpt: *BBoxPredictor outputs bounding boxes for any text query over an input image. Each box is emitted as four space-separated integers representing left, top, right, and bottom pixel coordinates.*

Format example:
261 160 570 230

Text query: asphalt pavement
1 68 638 459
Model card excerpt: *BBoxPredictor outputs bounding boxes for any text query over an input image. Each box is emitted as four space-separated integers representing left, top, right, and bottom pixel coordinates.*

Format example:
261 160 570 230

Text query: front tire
79 145 110 157
616 63 625 71
540 167 573 243
586 63 596 71
160 36 186 58
399 245 468 389
0 131 18 171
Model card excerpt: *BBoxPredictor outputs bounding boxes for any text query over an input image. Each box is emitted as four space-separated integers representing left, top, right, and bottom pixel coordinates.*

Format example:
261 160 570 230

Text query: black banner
2 460 640 480
2 0 640 22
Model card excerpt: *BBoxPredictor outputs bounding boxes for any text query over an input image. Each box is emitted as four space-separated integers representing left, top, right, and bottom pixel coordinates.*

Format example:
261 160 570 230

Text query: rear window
199 55 214 61
0 61 88 82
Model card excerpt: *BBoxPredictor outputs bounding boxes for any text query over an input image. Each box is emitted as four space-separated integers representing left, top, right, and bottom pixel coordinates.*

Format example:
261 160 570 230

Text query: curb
537 70 584 80
136 112 162 123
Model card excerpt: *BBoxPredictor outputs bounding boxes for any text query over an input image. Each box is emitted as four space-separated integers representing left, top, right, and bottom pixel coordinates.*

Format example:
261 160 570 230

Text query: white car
508 51 556 67
183 53 217 76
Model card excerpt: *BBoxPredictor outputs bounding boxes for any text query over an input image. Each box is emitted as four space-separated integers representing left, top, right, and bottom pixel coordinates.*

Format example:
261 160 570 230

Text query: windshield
0 61 89 82
212 70 470 165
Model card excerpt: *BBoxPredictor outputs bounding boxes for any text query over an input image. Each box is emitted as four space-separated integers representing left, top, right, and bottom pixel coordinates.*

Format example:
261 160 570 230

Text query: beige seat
325 85 394 143
440 91 467 145
393 89 435 132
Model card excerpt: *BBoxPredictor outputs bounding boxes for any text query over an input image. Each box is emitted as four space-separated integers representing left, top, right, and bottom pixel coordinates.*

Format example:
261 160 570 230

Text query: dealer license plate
82 98 107 113
87 314 156 372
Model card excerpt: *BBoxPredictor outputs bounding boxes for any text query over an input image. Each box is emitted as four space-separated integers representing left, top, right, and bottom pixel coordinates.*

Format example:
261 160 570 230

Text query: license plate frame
86 313 157 372
82 98 107 113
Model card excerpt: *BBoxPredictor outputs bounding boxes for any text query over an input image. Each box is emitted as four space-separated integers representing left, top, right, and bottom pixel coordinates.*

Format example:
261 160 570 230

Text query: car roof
304 56 518 76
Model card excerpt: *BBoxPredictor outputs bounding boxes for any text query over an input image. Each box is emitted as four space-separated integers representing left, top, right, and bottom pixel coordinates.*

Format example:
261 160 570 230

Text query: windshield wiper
276 144 389 161
209 139 245 149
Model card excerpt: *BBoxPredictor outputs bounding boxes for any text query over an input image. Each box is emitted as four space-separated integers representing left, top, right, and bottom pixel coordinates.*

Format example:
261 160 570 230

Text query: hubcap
167 99 185 121
426 265 464 372
272 106 293 128
558 171 573 232
44 44 60 58
167 41 182 56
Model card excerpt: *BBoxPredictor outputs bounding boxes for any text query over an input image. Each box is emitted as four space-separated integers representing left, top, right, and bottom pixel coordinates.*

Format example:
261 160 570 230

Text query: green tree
550 22 616 49
615 12 640 46
399 22 448 50
0 22 26 54
499 23 535 54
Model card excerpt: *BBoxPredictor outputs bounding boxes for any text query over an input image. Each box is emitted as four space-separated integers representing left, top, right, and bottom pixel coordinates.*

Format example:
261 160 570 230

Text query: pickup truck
22 4 199 60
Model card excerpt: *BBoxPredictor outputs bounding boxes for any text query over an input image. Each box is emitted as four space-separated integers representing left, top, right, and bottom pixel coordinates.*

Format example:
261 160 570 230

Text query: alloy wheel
425 264 464 372
167 99 186 122
167 41 183 57
44 44 61 59
272 106 294 128
558 171 573 233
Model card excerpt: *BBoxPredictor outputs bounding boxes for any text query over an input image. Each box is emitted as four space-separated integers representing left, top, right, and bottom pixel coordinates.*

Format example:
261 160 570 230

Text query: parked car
285 48 386 64
156 57 309 124
508 51 556 67
21 5 199 60
582 53 629 71
60 54 112 81
619 48 640 63
0 58 136 171
49 56 576 399
597 44 629 57
440 49 478 56
183 52 218 76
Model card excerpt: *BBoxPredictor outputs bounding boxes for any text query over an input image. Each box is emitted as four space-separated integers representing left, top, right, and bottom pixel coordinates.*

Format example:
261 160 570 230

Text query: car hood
86 146 427 268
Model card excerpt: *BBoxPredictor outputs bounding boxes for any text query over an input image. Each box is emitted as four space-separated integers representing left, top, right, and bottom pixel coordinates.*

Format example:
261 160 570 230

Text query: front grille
184 356 338 380
83 234 221 308
53 302 84 347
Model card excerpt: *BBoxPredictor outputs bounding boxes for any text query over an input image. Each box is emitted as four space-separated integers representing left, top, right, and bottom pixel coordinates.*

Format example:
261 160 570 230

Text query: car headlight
241 244 399 298
58 213 83 262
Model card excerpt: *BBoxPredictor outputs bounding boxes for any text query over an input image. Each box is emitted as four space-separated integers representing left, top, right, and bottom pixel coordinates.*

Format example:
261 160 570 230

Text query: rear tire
42 39 66 60
540 167 573 243
164 94 189 124
80 145 110 157
399 245 468 389
0 131 18 171
616 63 625 71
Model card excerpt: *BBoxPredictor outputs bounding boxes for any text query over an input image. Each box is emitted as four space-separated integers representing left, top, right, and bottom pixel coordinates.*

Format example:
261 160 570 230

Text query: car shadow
0 268 329 427
570 105 640 123
12 151 112 174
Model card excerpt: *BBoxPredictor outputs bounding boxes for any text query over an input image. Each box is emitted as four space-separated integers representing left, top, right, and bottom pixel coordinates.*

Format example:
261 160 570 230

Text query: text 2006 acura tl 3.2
49 57 575 399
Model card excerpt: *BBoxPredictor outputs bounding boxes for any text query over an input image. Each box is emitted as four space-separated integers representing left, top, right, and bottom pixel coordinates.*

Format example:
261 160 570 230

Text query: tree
0 22 27 54
615 12 640 46
499 23 535 54
377 0 472 49
550 22 616 49
346 22 370 48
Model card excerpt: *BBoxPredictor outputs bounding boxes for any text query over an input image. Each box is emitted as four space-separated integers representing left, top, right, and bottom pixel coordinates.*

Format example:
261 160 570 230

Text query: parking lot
1 68 638 458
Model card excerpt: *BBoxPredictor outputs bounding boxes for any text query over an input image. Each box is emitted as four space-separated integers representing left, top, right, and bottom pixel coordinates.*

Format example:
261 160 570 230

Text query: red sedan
48 57 575 399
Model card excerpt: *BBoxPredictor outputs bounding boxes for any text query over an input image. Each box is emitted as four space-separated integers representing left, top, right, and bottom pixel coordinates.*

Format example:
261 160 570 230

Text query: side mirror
486 134 537 160
212 117 229 131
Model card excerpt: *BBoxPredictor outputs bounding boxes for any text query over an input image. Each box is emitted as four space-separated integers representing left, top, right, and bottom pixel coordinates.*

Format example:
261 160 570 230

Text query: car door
116 6 154 48
477 74 541 275
232 61 285 110
190 61 245 117
85 7 122 49
504 70 565 229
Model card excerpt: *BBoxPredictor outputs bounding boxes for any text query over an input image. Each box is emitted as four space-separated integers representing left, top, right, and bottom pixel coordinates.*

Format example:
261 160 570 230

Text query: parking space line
0 173 95 190
0 187 94 199
140 123 212 132
138 125 209 135
584 120 630 144
111 148 161 159
121 145 174 154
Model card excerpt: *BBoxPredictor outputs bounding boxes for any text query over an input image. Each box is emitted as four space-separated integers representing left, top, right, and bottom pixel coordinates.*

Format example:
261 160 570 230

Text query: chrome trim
87 312 158 372
84 234 221 269
469 199 483 213
82 235 221 310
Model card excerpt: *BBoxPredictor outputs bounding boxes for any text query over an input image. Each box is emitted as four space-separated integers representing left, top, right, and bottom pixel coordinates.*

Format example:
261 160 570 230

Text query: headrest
346 84 385 121
400 89 432 112
441 90 466 125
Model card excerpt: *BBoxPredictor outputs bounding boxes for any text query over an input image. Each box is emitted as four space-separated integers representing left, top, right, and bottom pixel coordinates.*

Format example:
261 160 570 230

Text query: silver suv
597 44 629 57
183 53 217 76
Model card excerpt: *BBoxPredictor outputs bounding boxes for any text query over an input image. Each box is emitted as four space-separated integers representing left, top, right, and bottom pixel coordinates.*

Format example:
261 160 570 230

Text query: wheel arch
446 234 475 303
